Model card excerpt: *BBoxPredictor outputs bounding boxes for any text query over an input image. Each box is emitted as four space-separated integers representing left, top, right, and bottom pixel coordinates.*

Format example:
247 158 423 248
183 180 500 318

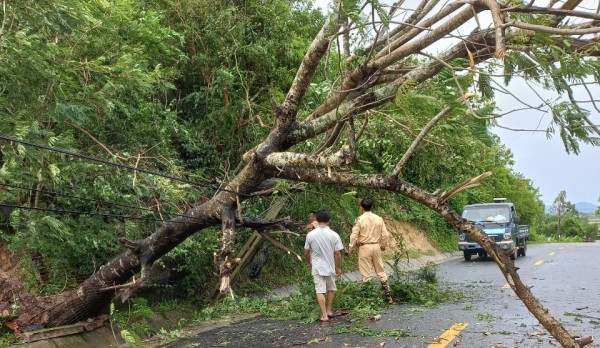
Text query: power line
0 135 246 196
0 182 196 221
0 203 201 225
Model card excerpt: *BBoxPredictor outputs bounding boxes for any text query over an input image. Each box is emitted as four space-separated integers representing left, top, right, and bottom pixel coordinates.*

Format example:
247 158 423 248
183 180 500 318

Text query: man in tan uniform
349 198 393 303
306 211 318 231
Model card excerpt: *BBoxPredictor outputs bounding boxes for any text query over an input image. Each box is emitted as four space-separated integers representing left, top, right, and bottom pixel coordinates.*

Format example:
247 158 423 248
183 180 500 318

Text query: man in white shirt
304 209 343 322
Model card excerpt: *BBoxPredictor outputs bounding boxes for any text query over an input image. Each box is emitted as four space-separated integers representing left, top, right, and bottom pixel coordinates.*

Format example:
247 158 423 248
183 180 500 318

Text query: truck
458 198 529 261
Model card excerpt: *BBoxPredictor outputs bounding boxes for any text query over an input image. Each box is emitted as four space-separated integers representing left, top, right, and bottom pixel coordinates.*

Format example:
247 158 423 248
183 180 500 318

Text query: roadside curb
268 252 462 299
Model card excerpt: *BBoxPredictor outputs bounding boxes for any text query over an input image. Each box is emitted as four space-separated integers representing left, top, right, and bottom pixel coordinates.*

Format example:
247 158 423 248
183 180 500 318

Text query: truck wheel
521 241 527 257
463 251 472 261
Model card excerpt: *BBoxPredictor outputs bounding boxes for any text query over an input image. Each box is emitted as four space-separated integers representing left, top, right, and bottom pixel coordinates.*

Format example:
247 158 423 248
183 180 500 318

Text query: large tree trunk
44 161 270 325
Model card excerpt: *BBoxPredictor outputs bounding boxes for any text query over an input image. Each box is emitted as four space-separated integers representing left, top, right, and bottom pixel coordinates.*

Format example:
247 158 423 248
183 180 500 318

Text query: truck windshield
462 206 511 223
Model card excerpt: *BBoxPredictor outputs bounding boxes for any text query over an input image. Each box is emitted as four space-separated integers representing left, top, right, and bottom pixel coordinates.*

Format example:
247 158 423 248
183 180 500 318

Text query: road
169 243 600 347
419 242 600 347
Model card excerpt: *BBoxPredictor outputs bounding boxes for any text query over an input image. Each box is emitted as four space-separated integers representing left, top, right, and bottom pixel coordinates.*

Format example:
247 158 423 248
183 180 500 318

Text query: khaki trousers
358 244 388 282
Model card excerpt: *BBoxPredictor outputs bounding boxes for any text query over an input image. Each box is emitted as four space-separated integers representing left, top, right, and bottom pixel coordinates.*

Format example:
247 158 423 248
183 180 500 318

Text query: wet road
424 242 600 347
170 243 600 347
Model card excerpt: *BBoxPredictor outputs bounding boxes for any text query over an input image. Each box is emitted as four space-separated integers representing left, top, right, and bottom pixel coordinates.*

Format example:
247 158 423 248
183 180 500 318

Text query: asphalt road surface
428 242 600 347
169 243 600 348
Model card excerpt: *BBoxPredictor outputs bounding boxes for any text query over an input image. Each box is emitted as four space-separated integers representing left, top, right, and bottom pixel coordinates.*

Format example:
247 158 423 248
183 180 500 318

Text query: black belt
358 242 379 246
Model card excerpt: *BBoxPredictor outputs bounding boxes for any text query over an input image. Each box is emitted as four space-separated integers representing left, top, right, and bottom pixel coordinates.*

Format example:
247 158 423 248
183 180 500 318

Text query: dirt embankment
383 220 439 254
0 240 18 276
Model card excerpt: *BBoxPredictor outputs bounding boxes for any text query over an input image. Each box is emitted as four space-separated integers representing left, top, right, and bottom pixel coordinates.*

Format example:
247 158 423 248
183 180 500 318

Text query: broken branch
391 94 475 177
259 232 303 262
438 172 492 204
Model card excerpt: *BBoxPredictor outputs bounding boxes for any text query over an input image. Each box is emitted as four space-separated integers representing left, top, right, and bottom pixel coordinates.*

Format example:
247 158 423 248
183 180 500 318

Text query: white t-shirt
304 226 344 276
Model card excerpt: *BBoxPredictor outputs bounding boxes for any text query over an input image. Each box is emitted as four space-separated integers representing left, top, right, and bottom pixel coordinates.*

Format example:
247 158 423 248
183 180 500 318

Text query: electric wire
0 182 199 222
0 135 281 224
0 184 288 227
0 135 248 196
0 203 201 225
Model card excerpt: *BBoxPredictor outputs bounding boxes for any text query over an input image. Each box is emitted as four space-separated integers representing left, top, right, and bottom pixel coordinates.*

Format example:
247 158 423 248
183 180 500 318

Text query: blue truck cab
458 198 529 261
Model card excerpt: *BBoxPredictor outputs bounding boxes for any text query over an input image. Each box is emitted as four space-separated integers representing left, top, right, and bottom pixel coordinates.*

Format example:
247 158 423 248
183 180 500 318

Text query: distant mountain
544 202 598 214
575 202 599 214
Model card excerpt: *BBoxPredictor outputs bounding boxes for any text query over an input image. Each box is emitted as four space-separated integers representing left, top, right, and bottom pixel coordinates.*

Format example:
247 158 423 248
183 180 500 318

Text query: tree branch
316 120 346 154
290 30 492 147
372 1 466 60
238 217 304 231
386 0 442 49
505 20 600 35
218 205 237 293
438 171 492 204
303 2 476 125
277 14 340 125
504 5 600 20
259 232 302 262
390 106 453 177
564 81 600 137
478 0 506 57
71 123 122 160
264 145 353 168
371 4 478 72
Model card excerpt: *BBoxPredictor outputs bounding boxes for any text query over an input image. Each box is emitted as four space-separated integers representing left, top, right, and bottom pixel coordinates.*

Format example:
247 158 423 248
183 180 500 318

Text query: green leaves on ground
195 263 461 325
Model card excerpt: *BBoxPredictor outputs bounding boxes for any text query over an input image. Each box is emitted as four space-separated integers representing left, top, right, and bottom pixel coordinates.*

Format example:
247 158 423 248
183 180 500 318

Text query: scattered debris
528 330 547 337
19 315 108 343
370 314 381 322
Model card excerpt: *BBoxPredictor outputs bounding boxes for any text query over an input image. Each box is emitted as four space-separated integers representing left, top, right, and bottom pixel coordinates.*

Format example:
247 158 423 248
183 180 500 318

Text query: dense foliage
538 191 598 241
1 0 543 301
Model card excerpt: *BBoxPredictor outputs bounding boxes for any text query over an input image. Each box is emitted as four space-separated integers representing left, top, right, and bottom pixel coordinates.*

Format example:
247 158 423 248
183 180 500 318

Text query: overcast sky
492 78 600 204
312 0 599 204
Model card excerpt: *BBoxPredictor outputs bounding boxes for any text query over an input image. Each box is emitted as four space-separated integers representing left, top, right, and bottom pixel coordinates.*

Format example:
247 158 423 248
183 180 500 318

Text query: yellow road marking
428 322 469 348
549 252 556 256
502 283 510 289
534 260 544 266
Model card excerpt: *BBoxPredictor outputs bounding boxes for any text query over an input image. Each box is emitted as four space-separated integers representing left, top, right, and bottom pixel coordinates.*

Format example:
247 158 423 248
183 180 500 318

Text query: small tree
549 191 578 240
580 217 598 241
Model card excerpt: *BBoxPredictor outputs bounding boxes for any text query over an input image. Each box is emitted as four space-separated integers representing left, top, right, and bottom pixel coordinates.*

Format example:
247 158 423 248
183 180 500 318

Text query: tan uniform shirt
350 211 389 249
306 220 318 231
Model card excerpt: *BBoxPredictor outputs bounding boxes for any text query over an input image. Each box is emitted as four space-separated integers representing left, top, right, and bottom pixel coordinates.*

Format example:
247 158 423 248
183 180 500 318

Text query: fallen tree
2 1 599 346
